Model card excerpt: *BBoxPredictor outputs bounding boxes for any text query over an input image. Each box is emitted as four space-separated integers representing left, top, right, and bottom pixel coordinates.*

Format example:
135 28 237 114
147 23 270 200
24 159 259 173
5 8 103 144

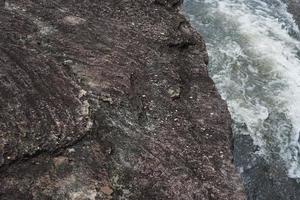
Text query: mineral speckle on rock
0 0 245 199
63 15 86 26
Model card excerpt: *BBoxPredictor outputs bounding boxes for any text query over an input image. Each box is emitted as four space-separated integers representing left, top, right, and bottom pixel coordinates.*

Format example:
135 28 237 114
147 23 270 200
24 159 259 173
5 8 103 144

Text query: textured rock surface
0 0 245 199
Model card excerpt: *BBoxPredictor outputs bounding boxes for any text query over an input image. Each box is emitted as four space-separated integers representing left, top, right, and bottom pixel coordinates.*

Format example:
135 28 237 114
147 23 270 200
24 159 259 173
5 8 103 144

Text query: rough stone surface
0 0 245 199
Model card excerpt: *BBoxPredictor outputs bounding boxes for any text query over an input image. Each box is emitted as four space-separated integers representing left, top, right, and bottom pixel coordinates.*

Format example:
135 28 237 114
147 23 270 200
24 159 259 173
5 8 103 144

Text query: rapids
184 0 300 198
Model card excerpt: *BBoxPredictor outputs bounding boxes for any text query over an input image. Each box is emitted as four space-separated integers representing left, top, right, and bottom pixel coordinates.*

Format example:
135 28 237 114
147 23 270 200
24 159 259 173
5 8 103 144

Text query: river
183 0 300 199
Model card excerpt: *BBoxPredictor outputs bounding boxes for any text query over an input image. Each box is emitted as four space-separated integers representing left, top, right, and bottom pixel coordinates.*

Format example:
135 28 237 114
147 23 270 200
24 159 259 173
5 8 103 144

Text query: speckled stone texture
0 0 245 199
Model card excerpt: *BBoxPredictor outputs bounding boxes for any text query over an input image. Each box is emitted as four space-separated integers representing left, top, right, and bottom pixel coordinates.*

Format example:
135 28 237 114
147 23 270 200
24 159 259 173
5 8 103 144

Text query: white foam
186 0 300 178
219 0 300 178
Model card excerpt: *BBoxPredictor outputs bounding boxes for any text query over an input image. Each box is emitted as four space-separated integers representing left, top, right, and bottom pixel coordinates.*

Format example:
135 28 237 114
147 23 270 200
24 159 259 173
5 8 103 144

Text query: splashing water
183 0 300 178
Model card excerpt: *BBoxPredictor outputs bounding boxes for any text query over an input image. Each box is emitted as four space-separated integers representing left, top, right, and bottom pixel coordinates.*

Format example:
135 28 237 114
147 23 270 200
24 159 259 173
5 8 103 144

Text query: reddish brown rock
0 0 245 199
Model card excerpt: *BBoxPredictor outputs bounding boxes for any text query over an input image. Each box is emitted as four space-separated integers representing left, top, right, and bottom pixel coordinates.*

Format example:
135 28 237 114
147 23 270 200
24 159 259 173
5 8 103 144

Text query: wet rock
0 0 245 199
234 134 300 200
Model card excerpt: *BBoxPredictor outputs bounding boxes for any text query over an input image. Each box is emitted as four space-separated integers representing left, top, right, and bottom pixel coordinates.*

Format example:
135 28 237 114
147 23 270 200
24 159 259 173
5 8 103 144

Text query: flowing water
183 0 300 198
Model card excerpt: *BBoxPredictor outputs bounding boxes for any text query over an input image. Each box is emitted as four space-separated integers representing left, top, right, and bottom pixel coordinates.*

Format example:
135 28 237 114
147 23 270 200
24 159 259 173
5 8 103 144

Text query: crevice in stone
129 72 148 125
0 132 90 172
153 0 183 9
168 40 196 50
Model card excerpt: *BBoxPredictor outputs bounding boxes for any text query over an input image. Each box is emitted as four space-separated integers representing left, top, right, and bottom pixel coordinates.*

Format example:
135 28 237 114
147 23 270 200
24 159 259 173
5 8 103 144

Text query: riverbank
0 0 244 199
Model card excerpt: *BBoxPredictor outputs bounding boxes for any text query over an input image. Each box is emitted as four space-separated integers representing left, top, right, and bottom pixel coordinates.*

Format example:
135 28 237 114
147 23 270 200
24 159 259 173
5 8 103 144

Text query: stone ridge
0 0 245 199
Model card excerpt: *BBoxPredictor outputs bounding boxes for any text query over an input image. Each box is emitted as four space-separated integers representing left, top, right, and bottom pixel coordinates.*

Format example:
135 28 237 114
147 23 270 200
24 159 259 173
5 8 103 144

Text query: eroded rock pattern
0 0 245 199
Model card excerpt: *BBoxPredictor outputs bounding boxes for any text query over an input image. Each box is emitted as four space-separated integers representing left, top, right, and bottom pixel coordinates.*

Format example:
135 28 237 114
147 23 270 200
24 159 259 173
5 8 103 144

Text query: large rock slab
0 0 245 199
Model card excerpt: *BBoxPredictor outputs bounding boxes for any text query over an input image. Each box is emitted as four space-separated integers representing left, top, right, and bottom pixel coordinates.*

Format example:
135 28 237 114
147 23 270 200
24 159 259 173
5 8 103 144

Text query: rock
154 0 183 8
53 156 68 167
0 0 245 199
100 186 113 195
